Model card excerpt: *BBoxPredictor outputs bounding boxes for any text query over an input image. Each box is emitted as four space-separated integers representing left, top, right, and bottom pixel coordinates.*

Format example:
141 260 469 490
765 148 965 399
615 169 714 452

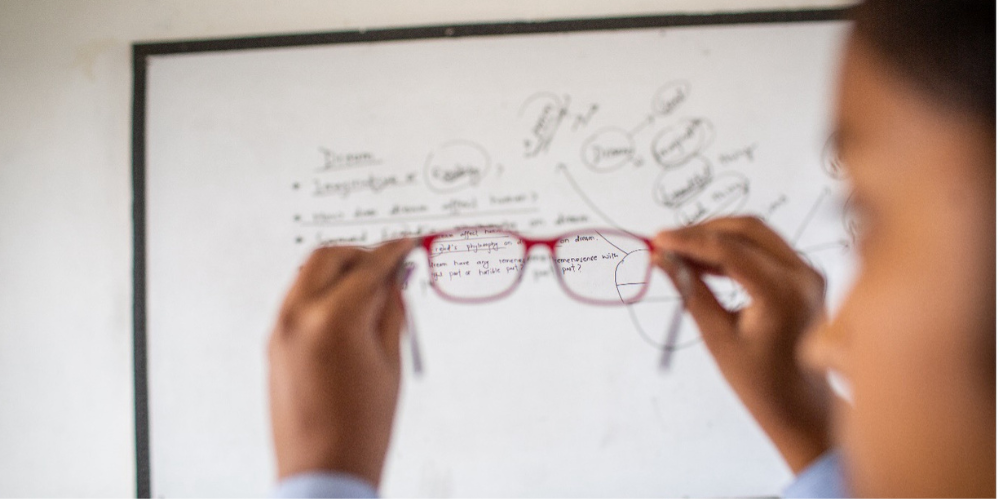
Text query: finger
697 216 805 269
316 239 416 332
375 285 406 369
655 252 739 356
652 228 790 301
283 246 366 308
669 218 827 315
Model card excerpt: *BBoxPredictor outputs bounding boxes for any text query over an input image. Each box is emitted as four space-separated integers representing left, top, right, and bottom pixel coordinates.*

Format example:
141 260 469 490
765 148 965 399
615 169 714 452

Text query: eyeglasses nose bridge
520 237 558 254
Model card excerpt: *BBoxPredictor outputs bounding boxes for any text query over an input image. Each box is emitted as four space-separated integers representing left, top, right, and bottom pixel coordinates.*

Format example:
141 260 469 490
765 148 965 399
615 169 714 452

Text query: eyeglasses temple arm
397 263 424 377
407 309 424 376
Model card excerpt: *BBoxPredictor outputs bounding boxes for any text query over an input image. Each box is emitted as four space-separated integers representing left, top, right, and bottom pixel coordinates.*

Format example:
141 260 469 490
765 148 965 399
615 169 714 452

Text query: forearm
733 370 832 473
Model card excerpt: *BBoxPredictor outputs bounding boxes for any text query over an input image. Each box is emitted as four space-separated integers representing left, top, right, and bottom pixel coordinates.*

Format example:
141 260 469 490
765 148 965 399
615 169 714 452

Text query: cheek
830 221 993 496
832 271 932 496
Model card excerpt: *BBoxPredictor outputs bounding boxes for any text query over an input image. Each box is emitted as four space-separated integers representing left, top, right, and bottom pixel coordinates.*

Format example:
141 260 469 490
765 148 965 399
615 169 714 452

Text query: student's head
800 0 995 496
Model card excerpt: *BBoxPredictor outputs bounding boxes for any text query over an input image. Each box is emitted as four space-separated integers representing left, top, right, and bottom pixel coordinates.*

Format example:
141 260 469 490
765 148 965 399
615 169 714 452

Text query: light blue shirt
782 450 848 498
274 451 847 498
273 471 377 498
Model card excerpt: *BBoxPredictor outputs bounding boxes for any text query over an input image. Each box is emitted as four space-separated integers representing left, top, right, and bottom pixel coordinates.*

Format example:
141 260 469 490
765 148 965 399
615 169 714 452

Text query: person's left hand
651 216 832 472
268 239 414 487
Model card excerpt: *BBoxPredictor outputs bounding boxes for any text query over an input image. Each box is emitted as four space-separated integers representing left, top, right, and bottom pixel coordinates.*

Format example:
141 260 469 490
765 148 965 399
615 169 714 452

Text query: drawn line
316 160 383 172
629 115 654 136
299 208 539 227
595 230 627 255
628 296 679 303
433 236 520 243
624 300 702 350
792 187 831 245
556 164 628 231
799 240 849 254
430 250 506 257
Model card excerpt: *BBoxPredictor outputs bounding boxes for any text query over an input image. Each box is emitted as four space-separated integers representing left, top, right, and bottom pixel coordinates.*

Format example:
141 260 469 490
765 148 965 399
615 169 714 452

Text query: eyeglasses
419 227 653 305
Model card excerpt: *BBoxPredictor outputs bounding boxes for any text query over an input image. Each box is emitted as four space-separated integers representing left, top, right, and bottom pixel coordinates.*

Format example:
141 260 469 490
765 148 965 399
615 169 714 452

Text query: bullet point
292 183 300 190
295 236 303 244
294 214 301 222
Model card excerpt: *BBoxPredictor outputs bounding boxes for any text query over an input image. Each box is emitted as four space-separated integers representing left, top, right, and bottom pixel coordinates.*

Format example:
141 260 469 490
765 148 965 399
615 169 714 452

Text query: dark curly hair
852 0 996 125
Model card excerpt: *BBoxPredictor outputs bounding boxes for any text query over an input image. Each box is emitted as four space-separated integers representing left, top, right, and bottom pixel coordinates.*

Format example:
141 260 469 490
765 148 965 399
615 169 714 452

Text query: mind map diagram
287 78 854 356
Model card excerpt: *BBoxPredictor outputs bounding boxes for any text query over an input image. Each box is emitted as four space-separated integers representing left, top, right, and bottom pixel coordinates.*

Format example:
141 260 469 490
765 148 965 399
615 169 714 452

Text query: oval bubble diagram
613 248 652 303
674 171 750 226
650 81 691 116
580 127 635 172
519 92 564 158
620 261 702 350
652 155 713 208
424 141 491 194
651 118 715 168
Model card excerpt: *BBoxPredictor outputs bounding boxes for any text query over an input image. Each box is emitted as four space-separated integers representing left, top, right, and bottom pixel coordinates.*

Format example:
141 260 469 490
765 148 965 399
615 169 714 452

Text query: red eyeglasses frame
419 227 654 305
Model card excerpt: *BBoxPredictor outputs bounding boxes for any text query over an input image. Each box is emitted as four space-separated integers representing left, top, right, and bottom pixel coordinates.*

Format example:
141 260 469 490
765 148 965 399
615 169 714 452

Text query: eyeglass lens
554 230 650 304
427 229 526 301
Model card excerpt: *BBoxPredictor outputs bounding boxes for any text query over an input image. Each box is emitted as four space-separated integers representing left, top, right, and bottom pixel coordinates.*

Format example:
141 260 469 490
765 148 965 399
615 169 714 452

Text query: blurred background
0 1 852 496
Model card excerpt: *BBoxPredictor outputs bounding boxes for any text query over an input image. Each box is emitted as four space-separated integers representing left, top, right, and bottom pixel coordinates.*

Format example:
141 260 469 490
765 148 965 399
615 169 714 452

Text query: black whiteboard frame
130 8 849 498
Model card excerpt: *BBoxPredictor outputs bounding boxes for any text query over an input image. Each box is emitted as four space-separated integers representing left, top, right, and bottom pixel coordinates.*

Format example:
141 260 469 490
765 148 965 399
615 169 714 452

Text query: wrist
730 367 832 473
275 432 388 487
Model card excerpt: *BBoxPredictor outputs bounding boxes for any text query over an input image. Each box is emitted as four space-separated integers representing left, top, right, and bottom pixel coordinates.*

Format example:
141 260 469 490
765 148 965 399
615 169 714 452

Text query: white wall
0 0 853 496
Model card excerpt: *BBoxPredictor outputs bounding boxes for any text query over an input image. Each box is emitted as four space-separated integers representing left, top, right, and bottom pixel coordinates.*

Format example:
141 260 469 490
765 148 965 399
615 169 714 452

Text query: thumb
315 239 415 342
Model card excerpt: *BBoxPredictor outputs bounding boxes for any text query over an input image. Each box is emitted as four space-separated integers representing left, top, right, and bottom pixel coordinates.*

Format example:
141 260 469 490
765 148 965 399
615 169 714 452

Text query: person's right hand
652 216 832 473
268 239 415 488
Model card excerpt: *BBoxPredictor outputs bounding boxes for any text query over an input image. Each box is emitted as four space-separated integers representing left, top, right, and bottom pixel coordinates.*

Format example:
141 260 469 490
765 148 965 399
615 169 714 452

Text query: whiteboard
138 12 854 497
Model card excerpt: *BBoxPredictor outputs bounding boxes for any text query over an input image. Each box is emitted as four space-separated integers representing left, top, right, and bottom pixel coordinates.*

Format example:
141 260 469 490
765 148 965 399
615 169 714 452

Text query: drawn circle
625 302 703 351
652 155 714 208
672 171 750 226
821 134 847 179
424 141 491 194
650 81 691 116
613 249 652 303
651 118 715 168
518 92 565 157
580 127 635 173
518 91 562 118
616 249 702 350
